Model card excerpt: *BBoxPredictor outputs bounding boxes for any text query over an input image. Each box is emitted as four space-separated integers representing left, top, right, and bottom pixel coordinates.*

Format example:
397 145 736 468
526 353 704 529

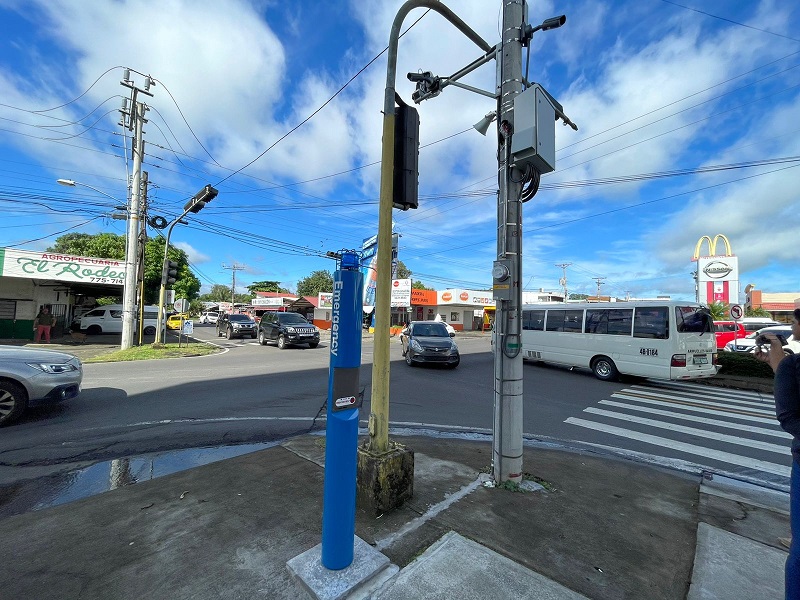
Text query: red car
712 321 745 350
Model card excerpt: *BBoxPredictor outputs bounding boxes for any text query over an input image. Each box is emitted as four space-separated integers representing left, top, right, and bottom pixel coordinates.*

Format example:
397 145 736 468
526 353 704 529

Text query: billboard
360 231 398 314
390 279 411 307
0 248 125 285
692 235 739 304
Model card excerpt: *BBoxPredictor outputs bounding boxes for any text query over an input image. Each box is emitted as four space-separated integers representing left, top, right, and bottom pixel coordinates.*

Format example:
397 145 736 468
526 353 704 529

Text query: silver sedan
0 346 82 426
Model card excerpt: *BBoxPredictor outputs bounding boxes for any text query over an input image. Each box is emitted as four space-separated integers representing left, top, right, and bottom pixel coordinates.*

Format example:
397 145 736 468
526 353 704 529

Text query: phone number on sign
89 277 124 284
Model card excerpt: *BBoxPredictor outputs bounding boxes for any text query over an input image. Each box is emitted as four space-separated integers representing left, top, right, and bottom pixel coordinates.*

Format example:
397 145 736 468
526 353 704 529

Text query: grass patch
523 473 555 491
85 342 219 363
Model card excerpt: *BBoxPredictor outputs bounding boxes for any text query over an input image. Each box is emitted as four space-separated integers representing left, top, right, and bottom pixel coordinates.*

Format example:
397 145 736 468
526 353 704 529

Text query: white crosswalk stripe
565 381 790 481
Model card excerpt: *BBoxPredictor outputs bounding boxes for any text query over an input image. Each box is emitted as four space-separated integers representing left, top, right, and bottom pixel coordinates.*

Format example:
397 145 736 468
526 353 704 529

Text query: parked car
199 311 219 325
79 304 162 335
400 321 460 368
712 321 746 350
0 345 82 426
723 325 797 354
216 313 257 339
257 312 320 349
166 313 189 330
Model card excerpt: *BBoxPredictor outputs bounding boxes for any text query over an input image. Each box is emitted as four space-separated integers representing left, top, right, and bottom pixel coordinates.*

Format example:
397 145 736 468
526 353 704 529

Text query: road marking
597 400 790 438
627 385 773 410
564 417 790 477
657 380 771 401
583 407 788 454
612 391 774 418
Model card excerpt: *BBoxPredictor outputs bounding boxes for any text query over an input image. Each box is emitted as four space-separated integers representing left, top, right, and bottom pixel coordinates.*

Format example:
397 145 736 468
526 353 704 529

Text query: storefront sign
0 248 125 285
252 297 284 306
319 292 333 308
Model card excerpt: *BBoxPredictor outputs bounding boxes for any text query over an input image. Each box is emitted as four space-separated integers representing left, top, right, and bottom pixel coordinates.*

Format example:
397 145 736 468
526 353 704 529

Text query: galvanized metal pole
492 0 525 484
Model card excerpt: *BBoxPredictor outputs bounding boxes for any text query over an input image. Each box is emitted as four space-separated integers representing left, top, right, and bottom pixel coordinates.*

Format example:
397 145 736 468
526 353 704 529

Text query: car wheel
405 352 414 366
144 326 156 335
258 331 268 346
226 328 233 340
591 356 619 381
87 325 101 335
0 380 28 426
308 342 319 349
250 333 257 339
277 335 287 350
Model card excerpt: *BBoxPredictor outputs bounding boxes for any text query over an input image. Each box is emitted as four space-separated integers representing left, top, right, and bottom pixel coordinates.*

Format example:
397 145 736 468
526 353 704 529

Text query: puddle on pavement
0 442 278 518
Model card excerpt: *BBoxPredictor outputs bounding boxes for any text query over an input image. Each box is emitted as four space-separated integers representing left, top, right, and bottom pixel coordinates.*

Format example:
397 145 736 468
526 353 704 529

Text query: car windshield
747 326 790 339
229 314 252 322
277 314 308 324
413 323 449 337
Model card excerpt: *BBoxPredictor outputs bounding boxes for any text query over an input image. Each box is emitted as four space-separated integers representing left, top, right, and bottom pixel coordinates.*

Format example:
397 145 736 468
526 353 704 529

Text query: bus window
546 310 565 332
634 307 669 339
563 310 583 333
586 309 632 335
523 310 544 331
675 306 712 333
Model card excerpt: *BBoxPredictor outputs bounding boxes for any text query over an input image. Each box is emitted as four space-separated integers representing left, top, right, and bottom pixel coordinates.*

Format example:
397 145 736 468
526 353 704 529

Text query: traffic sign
730 304 743 320
182 320 194 335
174 298 190 313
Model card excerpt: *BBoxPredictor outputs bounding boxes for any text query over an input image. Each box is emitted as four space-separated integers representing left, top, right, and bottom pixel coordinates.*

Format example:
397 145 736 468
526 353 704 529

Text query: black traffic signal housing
393 104 419 210
184 184 219 214
162 259 178 288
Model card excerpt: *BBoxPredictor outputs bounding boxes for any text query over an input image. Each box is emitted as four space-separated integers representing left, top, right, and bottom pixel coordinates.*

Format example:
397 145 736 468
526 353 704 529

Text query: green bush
715 351 775 379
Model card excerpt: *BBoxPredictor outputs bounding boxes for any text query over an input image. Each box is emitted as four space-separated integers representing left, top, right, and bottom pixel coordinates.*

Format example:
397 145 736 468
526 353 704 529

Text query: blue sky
1 0 798 301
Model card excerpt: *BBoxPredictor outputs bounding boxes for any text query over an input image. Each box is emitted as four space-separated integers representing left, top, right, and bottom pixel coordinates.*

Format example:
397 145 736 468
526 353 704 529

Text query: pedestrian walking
33 306 56 343
755 308 800 600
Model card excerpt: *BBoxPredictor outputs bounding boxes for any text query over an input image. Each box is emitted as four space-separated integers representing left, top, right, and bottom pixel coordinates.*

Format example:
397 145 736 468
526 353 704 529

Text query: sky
1 0 798 302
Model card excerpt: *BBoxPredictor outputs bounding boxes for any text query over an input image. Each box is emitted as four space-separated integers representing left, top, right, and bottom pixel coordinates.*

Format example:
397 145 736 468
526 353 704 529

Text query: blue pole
321 251 364 570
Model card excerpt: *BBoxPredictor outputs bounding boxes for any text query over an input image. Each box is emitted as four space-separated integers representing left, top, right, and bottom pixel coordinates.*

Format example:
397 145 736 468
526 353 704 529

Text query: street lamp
154 184 218 344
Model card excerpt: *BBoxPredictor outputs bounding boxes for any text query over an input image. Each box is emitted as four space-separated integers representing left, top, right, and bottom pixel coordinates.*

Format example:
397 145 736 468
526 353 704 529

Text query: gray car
0 345 83 426
400 321 460 368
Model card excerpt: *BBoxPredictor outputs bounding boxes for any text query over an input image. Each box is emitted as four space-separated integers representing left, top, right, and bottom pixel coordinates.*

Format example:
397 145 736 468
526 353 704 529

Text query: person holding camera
755 308 800 599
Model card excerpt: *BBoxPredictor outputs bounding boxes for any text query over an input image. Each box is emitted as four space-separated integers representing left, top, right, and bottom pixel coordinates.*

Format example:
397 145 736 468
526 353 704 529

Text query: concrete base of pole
286 536 398 600
356 442 414 516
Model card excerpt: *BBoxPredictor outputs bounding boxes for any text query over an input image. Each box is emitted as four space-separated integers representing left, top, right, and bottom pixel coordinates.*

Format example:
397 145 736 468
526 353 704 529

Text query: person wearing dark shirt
33 306 55 343
755 308 800 599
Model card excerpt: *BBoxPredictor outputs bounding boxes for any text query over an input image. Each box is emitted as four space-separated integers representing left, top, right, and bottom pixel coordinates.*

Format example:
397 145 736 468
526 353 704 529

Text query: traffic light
162 259 178 288
393 104 419 211
184 184 219 214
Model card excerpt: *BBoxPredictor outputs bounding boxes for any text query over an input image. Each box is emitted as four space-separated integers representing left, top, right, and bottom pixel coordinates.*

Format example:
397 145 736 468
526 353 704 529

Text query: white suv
723 325 799 354
199 311 219 324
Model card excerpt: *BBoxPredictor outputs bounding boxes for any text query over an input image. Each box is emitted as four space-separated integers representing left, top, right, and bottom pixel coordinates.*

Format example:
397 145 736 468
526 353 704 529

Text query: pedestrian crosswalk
565 381 791 483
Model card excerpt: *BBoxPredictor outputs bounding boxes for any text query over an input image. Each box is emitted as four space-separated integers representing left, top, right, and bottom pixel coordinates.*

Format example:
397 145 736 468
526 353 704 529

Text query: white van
79 304 163 335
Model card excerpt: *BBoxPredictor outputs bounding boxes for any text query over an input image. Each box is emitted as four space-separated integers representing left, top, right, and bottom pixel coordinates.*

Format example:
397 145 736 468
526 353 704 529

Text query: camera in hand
756 333 788 348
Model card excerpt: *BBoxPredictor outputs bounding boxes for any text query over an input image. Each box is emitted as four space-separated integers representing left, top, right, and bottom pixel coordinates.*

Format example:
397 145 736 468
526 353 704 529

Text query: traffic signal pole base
356 442 414 516
287 535 398 600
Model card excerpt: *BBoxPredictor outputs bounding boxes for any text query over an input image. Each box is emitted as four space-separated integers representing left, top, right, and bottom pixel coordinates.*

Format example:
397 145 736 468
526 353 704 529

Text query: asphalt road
0 325 791 515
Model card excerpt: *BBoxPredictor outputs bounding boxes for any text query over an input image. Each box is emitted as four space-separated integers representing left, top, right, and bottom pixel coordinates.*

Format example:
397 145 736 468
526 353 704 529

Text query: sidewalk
0 434 789 599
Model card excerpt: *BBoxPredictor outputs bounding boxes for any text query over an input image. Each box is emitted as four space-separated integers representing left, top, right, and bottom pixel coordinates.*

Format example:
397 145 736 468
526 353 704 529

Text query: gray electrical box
492 259 514 302
510 84 556 174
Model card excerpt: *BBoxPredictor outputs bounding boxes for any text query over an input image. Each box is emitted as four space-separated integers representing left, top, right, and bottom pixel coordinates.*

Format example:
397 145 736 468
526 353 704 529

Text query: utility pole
556 263 571 302
592 276 606 299
119 69 154 350
222 263 246 307
137 171 149 345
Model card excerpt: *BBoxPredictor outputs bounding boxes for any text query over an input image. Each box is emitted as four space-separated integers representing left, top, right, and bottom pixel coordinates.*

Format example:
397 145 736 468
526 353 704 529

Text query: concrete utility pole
137 172 149 345
120 70 154 350
593 277 606 299
556 263 571 302
222 263 246 306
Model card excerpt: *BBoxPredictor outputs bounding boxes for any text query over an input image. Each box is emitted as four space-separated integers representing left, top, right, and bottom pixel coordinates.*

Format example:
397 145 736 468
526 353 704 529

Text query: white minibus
519 301 717 381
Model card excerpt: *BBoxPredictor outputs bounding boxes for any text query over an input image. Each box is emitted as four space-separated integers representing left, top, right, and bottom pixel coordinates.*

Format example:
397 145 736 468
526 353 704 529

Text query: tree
247 280 290 294
296 270 334 298
707 301 728 320
569 293 589 300
47 232 201 304
745 306 772 318
199 284 237 303
395 260 411 280
411 280 432 290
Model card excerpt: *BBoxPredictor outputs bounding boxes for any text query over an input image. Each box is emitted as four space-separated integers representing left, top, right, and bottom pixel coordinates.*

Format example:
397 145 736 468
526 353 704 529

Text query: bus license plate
692 355 708 365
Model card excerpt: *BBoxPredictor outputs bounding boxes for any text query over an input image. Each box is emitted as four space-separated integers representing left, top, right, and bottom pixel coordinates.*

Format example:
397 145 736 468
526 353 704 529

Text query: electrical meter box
510 84 556 174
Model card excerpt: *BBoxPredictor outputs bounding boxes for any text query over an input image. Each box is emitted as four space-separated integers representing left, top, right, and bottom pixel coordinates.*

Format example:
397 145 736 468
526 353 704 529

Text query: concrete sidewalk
0 434 789 599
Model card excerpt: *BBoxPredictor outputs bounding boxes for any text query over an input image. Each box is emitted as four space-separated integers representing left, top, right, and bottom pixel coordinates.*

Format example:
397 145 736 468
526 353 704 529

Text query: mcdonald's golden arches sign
692 234 738 305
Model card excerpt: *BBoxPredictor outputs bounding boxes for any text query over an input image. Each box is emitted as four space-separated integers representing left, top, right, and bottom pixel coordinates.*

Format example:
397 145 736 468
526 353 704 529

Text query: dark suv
216 313 257 340
257 312 320 349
